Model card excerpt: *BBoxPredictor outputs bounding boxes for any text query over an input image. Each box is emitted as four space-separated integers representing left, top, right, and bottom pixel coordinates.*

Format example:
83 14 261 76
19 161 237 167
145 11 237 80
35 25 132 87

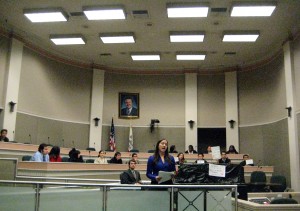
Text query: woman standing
94 150 108 164
146 139 176 184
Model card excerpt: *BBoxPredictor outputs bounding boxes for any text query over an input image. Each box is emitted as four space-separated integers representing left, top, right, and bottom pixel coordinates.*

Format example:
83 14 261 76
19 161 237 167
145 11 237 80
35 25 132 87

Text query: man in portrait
121 96 138 116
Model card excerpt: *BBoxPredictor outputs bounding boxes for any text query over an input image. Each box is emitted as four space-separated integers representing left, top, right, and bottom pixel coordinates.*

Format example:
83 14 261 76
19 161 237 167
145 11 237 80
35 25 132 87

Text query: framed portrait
119 92 139 119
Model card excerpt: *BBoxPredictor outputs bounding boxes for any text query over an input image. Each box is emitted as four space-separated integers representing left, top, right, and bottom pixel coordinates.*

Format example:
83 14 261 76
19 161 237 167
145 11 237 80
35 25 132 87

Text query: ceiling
0 0 300 73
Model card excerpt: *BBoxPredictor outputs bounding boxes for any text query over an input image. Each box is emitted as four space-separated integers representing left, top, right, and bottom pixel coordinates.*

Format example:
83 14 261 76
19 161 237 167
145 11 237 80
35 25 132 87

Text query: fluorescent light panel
167 7 208 18
177 54 205 60
100 34 135 43
83 8 125 20
50 36 85 45
131 55 160 61
170 34 204 42
231 5 276 17
223 34 259 42
24 9 68 22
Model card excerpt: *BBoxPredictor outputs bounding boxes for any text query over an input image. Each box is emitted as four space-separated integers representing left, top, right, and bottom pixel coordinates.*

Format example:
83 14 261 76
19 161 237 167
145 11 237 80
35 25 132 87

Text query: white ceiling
0 0 300 73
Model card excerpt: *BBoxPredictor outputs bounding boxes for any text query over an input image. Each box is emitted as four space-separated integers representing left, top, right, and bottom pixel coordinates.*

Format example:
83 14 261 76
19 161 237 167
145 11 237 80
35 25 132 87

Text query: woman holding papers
146 139 176 184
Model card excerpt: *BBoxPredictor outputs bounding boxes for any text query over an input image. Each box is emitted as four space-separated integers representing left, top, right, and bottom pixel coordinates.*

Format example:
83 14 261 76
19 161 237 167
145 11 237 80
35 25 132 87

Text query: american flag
109 118 116 151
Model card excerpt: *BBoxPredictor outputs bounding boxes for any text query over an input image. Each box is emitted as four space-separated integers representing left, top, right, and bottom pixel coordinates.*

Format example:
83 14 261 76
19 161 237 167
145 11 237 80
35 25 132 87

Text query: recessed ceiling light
24 8 68 22
50 35 86 45
222 32 259 42
100 33 135 43
167 4 209 18
231 5 276 17
176 54 206 60
83 6 125 20
131 54 160 61
170 32 205 42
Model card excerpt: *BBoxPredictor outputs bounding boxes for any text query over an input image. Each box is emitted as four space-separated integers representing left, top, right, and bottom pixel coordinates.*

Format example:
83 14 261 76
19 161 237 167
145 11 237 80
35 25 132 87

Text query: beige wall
293 36 300 112
0 35 10 108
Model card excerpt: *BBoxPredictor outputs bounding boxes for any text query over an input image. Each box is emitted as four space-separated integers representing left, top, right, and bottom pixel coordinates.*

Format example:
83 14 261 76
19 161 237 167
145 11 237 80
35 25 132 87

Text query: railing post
170 187 174 211
34 183 40 211
103 185 107 211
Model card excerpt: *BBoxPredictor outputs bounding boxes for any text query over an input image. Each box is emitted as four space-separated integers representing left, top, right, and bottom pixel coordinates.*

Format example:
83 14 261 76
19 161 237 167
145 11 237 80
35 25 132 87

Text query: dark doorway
197 128 226 153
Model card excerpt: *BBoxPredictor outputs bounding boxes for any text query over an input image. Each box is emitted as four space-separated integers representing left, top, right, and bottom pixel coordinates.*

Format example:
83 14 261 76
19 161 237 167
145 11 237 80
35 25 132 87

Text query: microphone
47 137 50 145
13 131 15 142
256 160 262 169
62 139 64 147
94 142 96 149
88 150 91 157
29 134 31 144
72 140 75 147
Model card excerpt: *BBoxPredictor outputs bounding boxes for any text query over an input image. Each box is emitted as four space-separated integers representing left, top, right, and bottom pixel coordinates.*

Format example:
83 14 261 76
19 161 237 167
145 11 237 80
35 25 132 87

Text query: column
185 73 198 150
225 71 239 151
283 41 300 191
2 38 24 141
89 69 105 151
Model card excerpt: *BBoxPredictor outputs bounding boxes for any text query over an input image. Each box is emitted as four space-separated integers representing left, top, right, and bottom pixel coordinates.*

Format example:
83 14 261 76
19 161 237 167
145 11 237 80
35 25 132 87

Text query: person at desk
169 145 178 154
49 146 62 162
110 151 123 164
195 153 208 164
205 146 212 154
120 159 142 185
0 129 9 142
94 150 108 164
239 154 254 166
120 97 138 116
218 151 231 165
31 143 49 162
176 152 186 165
146 139 176 184
68 148 84 162
185 145 197 154
131 153 140 164
226 145 238 154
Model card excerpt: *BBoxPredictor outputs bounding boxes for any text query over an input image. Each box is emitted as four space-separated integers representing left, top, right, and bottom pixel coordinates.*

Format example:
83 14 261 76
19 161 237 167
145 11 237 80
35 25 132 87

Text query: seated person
68 148 84 162
195 153 208 164
176 152 186 165
226 145 238 154
131 153 140 164
110 151 123 164
205 146 212 154
218 151 231 165
169 145 178 153
185 145 197 154
49 146 62 162
0 129 9 142
120 159 142 184
31 143 49 162
240 154 254 166
94 150 108 164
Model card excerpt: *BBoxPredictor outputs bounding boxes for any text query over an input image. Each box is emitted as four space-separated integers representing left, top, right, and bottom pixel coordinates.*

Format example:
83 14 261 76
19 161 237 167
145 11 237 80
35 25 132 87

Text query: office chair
270 197 298 204
249 171 267 192
61 157 69 162
86 147 96 151
130 149 139 153
85 159 94 163
147 150 155 153
270 175 287 192
22 155 32 161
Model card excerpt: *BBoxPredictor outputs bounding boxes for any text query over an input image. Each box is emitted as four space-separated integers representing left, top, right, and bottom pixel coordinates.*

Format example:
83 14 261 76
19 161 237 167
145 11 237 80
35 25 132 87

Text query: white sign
246 159 254 165
211 146 221 159
197 160 205 164
209 164 226 177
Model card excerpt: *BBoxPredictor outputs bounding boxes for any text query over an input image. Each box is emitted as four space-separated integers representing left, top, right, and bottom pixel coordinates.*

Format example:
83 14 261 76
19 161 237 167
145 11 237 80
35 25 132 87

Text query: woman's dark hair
227 145 238 153
177 152 185 160
49 146 60 157
98 150 105 157
169 145 176 153
114 151 121 158
153 139 172 164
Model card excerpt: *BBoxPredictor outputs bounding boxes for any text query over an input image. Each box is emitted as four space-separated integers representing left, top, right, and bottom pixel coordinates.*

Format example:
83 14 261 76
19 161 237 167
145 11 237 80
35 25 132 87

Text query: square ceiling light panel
222 32 259 42
167 3 209 18
100 33 135 43
83 6 126 20
231 3 276 17
131 54 160 61
24 8 68 22
170 32 205 42
50 35 86 45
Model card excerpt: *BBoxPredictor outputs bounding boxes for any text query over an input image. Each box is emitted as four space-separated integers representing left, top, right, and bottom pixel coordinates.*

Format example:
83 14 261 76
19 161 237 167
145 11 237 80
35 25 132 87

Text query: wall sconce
286 106 292 117
188 120 195 129
93 117 100 126
228 120 236 129
150 119 160 133
9 101 17 112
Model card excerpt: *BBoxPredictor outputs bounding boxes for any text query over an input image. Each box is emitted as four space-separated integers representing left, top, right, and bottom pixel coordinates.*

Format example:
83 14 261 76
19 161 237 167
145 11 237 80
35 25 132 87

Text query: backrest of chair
86 147 96 151
61 157 69 162
250 171 266 183
85 159 94 163
270 197 298 204
148 149 155 153
130 149 139 153
22 155 32 161
270 175 287 192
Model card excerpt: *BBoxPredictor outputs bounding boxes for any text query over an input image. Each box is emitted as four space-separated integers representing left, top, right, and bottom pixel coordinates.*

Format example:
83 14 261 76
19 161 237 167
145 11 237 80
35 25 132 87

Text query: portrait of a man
119 93 139 119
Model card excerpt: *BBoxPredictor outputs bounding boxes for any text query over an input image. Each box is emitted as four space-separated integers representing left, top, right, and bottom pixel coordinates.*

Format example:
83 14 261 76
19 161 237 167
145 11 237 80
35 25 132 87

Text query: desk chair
61 157 69 162
270 175 287 192
85 159 94 163
22 155 32 161
249 171 267 192
86 147 96 151
130 149 139 153
270 197 298 204
148 150 155 153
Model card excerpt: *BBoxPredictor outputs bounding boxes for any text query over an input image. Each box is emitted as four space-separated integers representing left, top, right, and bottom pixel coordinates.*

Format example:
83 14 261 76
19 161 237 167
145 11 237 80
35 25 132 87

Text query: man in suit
239 154 254 166
218 151 231 165
120 159 142 184
121 97 138 116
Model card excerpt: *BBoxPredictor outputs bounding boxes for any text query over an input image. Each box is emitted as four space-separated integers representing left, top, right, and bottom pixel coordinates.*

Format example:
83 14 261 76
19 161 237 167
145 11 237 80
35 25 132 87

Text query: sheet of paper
246 159 254 165
174 157 179 162
211 146 221 159
158 171 174 184
208 163 226 177
197 160 205 164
